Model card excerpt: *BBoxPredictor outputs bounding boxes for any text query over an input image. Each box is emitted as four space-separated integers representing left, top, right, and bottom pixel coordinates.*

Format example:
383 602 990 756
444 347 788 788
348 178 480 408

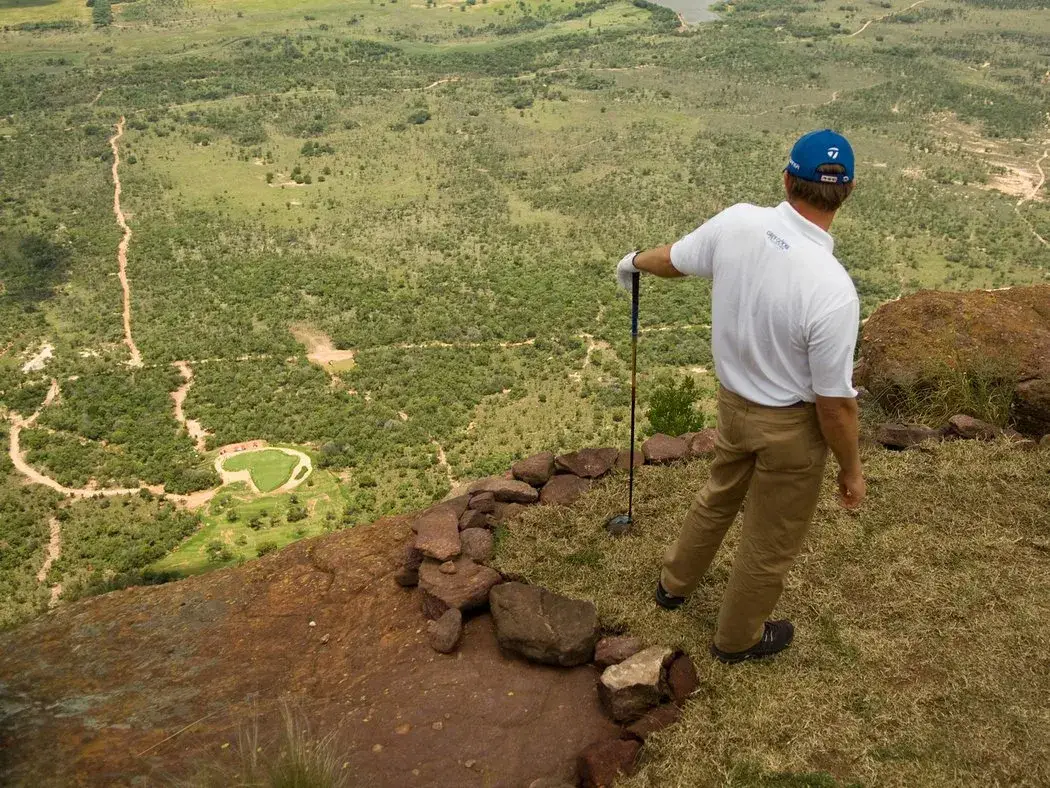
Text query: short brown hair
785 163 853 212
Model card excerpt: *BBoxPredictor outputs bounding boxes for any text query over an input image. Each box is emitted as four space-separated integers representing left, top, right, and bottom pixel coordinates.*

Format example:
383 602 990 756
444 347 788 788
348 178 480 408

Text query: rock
458 508 489 531
468 477 540 504
512 452 556 487
414 507 461 562
427 609 462 654
412 496 469 531
666 653 698 705
540 474 592 507
418 556 501 619
948 414 1001 441
854 286 1050 436
577 738 642 788
439 561 457 575
469 491 497 513
615 448 644 471
685 428 718 457
555 448 619 479
489 582 599 667
461 528 495 563
642 434 689 465
598 646 673 723
624 703 682 741
875 423 940 449
594 636 644 668
394 542 424 587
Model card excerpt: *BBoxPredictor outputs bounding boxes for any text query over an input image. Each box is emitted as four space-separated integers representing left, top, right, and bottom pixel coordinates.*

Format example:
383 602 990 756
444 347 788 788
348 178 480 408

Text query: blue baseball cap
785 129 854 184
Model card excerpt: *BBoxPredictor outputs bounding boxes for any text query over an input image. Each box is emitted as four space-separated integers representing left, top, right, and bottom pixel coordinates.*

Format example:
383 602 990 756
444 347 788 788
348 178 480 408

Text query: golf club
605 271 640 536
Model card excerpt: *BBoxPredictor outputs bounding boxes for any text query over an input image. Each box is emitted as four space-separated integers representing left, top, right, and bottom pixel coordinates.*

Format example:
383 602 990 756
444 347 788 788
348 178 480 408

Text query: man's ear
783 171 792 193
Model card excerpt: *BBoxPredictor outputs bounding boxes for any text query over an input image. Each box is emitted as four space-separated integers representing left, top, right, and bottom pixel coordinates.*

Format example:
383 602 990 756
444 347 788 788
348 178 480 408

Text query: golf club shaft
628 272 639 519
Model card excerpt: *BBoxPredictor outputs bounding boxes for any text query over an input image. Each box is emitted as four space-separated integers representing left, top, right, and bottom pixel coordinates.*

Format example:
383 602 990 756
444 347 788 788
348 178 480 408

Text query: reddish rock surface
667 653 699 705
624 703 682 741
554 448 619 479
459 508 490 531
419 555 501 618
684 428 719 457
415 507 462 561
0 517 619 787
594 635 644 668
540 474 593 507
856 286 1050 436
615 448 644 471
511 452 556 487
642 434 689 465
948 414 1001 441
875 423 940 449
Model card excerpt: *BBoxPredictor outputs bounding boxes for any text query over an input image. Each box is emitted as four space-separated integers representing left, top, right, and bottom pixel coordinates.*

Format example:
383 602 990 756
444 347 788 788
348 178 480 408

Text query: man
615 129 865 665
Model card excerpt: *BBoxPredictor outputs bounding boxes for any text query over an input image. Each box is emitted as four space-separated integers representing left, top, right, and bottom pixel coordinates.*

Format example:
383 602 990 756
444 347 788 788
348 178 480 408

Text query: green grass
223 449 301 492
495 441 1050 786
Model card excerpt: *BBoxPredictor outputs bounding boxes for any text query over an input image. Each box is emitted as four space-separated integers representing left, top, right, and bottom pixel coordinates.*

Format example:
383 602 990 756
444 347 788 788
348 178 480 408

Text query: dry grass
495 442 1050 787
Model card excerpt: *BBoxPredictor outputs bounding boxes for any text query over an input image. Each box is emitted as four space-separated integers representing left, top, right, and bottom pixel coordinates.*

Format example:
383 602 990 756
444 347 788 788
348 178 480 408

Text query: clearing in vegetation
222 448 302 493
496 441 1050 787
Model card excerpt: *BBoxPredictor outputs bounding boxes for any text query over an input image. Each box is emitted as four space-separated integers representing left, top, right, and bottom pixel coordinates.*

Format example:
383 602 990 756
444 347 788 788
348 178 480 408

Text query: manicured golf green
223 449 300 492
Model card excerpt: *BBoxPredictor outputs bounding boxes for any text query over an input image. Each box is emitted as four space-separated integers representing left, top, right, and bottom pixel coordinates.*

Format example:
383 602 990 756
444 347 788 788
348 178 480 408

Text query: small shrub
256 541 278 557
646 377 705 436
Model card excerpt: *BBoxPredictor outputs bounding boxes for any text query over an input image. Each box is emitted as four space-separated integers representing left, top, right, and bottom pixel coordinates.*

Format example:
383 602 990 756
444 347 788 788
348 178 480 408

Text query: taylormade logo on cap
784 129 854 185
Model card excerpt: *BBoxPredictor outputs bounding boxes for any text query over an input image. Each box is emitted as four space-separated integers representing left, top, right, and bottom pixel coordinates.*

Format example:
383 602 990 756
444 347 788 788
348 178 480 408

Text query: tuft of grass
185 704 351 788
495 441 1050 787
868 360 1018 429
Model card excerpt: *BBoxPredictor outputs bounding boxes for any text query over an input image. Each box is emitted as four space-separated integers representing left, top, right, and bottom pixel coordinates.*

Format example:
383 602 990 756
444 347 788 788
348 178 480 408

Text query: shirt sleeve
807 299 860 398
669 205 740 279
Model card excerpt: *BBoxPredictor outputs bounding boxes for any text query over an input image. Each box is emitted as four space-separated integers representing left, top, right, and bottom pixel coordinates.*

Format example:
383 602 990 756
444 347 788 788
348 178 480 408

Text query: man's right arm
808 298 865 509
815 396 865 509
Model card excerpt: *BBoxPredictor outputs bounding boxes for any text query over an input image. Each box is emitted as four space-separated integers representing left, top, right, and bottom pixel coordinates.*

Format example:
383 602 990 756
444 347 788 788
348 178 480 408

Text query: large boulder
418 556 501 619
460 528 495 563
856 286 1050 436
468 477 540 504
598 646 673 723
489 583 599 667
512 452 556 487
555 448 619 479
539 474 592 507
414 507 461 562
642 434 689 465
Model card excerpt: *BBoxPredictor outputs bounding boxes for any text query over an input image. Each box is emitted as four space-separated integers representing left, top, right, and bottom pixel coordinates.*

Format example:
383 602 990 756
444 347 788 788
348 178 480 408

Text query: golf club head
605 513 633 536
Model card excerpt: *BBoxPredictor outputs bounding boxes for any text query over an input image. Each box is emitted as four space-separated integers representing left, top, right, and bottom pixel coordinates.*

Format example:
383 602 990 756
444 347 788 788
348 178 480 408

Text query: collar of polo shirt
776 201 835 252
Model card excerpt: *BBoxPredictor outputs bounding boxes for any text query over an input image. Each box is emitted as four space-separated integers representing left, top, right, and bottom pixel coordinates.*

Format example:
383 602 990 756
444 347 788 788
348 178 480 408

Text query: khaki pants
661 387 828 653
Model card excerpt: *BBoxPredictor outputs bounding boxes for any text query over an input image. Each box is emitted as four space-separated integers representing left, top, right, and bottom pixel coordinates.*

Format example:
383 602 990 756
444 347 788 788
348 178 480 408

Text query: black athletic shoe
655 582 687 610
710 620 795 664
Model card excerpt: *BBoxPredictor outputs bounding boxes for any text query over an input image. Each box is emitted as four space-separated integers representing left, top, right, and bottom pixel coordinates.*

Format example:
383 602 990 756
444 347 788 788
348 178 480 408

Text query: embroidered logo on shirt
766 230 791 251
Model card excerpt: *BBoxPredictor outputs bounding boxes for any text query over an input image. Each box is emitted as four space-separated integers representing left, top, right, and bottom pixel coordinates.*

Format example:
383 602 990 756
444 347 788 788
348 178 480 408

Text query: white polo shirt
670 201 859 406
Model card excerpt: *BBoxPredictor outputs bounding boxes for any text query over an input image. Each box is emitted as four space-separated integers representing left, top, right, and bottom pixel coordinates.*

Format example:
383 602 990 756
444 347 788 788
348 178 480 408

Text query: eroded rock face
642 434 688 465
666 653 699 705
419 556 501 619
684 428 719 457
598 646 673 723
856 286 1050 436
489 583 599 667
468 477 541 504
624 703 682 741
540 474 592 507
512 452 556 487
555 448 619 479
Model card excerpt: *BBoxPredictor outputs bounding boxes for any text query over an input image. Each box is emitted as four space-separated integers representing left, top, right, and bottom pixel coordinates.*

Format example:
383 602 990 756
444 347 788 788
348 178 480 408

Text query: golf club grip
631 272 640 337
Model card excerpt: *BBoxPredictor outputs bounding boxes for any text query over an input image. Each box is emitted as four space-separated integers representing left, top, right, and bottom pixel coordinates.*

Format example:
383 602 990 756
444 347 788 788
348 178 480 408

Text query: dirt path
35 517 63 608
1019 149 1048 206
432 440 463 493
109 117 143 368
171 361 209 452
848 0 928 37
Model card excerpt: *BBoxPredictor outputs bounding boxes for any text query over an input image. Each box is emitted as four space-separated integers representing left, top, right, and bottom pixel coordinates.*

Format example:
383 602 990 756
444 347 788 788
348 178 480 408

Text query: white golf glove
616 251 640 292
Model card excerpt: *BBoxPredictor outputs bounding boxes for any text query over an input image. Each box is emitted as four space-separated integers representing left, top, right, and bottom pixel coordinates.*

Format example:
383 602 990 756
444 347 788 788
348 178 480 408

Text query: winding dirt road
109 117 143 368
171 361 209 452
848 0 928 37
35 517 63 608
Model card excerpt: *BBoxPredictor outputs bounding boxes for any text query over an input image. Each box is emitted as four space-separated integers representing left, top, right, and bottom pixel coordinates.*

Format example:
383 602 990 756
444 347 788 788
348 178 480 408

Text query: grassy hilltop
0 0 1048 623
